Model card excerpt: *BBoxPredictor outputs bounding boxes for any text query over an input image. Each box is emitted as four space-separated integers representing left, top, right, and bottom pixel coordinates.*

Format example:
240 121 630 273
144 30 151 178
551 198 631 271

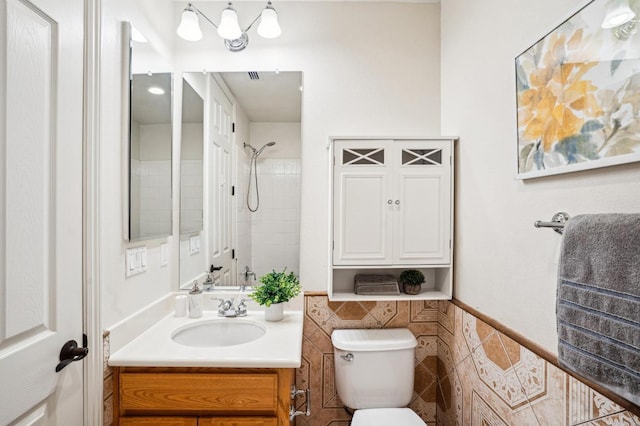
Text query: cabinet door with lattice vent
392 140 451 264
333 140 393 265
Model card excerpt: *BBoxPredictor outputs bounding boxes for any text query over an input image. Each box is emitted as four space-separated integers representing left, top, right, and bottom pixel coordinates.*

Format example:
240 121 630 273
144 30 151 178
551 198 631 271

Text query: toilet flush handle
340 353 354 362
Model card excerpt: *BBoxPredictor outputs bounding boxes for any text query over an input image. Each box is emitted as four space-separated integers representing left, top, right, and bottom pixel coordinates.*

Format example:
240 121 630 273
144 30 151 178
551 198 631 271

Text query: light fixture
148 86 165 95
177 7 203 41
217 3 242 40
176 1 282 52
602 0 636 28
257 4 281 39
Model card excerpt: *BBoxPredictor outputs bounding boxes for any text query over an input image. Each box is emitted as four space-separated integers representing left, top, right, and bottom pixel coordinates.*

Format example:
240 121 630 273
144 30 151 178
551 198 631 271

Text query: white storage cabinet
330 138 454 301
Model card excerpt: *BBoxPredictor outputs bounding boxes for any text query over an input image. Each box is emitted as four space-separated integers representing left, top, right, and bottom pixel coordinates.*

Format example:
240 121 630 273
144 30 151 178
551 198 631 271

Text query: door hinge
232 249 235 259
232 185 235 196
232 122 235 133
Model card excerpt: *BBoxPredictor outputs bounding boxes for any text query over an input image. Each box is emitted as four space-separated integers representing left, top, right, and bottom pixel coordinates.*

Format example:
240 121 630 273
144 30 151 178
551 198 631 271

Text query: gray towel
557 214 640 406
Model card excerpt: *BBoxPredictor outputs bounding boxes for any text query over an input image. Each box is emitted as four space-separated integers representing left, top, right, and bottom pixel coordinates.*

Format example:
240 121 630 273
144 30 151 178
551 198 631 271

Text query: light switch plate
126 246 147 277
160 243 168 267
189 235 200 255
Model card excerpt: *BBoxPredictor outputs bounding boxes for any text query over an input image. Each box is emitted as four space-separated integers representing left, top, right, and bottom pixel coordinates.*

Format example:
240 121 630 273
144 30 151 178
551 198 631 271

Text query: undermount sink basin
171 320 266 348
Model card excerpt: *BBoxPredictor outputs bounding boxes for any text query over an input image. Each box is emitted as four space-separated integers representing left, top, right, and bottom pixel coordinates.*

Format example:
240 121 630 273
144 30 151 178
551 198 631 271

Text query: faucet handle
211 297 225 307
236 298 250 317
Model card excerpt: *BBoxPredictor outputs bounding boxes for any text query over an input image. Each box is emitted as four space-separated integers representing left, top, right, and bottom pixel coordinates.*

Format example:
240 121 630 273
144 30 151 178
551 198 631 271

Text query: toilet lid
351 408 426 426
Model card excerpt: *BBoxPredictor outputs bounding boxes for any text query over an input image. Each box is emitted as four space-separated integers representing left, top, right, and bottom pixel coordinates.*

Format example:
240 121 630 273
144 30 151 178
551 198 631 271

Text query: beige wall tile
440 301 640 426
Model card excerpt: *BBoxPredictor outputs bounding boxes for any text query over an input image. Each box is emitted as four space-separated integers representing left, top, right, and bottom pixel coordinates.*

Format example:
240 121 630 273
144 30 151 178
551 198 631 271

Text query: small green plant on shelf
399 269 425 295
250 268 302 307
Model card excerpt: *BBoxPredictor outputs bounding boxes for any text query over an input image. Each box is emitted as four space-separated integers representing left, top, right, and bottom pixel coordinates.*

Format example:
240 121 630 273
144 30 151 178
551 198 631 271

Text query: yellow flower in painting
518 30 603 152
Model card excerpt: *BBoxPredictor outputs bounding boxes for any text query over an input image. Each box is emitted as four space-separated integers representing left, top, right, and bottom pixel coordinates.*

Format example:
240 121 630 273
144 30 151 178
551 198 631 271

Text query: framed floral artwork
515 0 640 179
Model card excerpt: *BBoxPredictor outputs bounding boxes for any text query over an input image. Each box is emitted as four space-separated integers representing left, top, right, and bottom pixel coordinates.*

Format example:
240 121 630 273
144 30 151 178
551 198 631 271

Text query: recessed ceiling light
148 86 165 95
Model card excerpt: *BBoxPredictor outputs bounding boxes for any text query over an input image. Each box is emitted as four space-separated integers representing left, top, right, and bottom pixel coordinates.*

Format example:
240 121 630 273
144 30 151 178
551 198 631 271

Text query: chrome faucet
211 297 249 317
241 266 257 292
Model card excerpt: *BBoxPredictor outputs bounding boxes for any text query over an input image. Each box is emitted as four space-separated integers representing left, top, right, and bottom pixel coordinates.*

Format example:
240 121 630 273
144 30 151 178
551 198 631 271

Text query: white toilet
331 328 426 426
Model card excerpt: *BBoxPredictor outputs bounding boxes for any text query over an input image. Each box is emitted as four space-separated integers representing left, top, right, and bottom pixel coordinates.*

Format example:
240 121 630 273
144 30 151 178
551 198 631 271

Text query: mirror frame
121 22 132 241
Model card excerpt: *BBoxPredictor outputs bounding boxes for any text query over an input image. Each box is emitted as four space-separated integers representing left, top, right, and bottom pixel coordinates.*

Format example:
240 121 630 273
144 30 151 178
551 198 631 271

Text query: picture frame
515 0 640 179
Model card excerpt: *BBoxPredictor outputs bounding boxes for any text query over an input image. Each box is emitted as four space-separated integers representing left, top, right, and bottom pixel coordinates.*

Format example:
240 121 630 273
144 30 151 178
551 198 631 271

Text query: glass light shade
602 0 636 28
217 7 242 40
177 9 203 41
257 7 281 39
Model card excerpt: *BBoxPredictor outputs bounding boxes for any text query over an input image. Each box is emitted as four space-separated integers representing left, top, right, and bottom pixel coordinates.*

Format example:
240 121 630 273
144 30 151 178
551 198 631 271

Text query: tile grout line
496 332 542 426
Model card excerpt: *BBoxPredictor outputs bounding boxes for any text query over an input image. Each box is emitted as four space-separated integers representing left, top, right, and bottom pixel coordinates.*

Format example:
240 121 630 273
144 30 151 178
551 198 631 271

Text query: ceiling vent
248 71 260 80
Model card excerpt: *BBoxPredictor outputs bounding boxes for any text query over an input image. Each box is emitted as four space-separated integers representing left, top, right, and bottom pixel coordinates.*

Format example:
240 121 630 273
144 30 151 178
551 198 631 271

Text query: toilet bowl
331 328 427 426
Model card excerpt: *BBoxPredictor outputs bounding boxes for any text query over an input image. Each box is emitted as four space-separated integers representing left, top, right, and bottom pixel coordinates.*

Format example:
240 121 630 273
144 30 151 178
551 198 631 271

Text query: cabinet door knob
395 200 400 205
387 199 393 205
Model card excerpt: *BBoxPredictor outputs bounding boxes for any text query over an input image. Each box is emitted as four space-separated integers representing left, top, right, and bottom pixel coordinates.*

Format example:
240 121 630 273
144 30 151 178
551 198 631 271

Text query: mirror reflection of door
208 76 234 285
129 72 172 241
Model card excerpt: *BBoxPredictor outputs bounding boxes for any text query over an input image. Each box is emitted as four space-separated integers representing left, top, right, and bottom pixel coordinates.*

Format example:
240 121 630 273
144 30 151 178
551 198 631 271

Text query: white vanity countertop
108 310 304 368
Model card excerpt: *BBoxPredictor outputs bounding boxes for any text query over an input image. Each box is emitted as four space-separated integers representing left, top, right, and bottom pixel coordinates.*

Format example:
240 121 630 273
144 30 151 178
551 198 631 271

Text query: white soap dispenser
188 280 203 318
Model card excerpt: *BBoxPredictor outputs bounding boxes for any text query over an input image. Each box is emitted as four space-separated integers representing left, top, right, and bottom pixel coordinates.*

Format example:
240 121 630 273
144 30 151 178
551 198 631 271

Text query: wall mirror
179 71 302 289
123 22 173 242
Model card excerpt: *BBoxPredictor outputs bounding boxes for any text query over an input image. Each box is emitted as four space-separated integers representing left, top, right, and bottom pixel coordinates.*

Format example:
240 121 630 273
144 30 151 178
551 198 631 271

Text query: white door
393 140 451 264
207 75 234 283
0 0 85 424
333 140 393 265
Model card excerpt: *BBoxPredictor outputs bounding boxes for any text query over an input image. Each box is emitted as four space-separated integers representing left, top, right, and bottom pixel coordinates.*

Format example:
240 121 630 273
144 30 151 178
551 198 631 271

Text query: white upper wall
441 0 640 354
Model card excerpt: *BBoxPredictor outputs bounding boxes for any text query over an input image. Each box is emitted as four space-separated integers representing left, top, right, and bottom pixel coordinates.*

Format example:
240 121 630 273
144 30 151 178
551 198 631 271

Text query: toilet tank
331 328 417 409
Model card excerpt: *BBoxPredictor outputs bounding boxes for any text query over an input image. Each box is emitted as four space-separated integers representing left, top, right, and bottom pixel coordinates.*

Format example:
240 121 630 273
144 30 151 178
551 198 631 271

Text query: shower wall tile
251 159 300 277
296 295 438 426
137 160 172 238
437 301 640 426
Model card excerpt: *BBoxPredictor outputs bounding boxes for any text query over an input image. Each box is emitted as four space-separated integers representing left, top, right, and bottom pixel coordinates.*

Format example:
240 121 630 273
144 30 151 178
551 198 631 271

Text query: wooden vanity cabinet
113 367 294 426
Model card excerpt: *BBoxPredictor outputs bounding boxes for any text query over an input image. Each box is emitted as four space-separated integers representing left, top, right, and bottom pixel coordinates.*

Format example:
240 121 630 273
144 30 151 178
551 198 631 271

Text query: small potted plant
250 268 302 321
399 269 424 295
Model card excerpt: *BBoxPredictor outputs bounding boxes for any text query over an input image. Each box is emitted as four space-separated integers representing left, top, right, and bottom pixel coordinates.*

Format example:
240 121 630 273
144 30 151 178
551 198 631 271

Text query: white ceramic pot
265 302 284 322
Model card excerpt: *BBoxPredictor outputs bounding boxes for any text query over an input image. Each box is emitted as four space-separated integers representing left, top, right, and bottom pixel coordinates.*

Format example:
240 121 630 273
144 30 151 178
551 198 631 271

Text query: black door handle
55 334 89 373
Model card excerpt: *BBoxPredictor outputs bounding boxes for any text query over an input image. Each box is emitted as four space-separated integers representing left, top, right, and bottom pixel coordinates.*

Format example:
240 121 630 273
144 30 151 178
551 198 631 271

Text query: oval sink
172 320 266 348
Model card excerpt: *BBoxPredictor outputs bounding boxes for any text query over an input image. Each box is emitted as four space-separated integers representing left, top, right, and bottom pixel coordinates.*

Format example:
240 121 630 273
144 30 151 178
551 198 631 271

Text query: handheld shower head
255 141 276 156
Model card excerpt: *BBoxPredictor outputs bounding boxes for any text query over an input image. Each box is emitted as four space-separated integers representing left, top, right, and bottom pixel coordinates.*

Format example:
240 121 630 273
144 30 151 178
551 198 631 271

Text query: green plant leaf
250 268 301 306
